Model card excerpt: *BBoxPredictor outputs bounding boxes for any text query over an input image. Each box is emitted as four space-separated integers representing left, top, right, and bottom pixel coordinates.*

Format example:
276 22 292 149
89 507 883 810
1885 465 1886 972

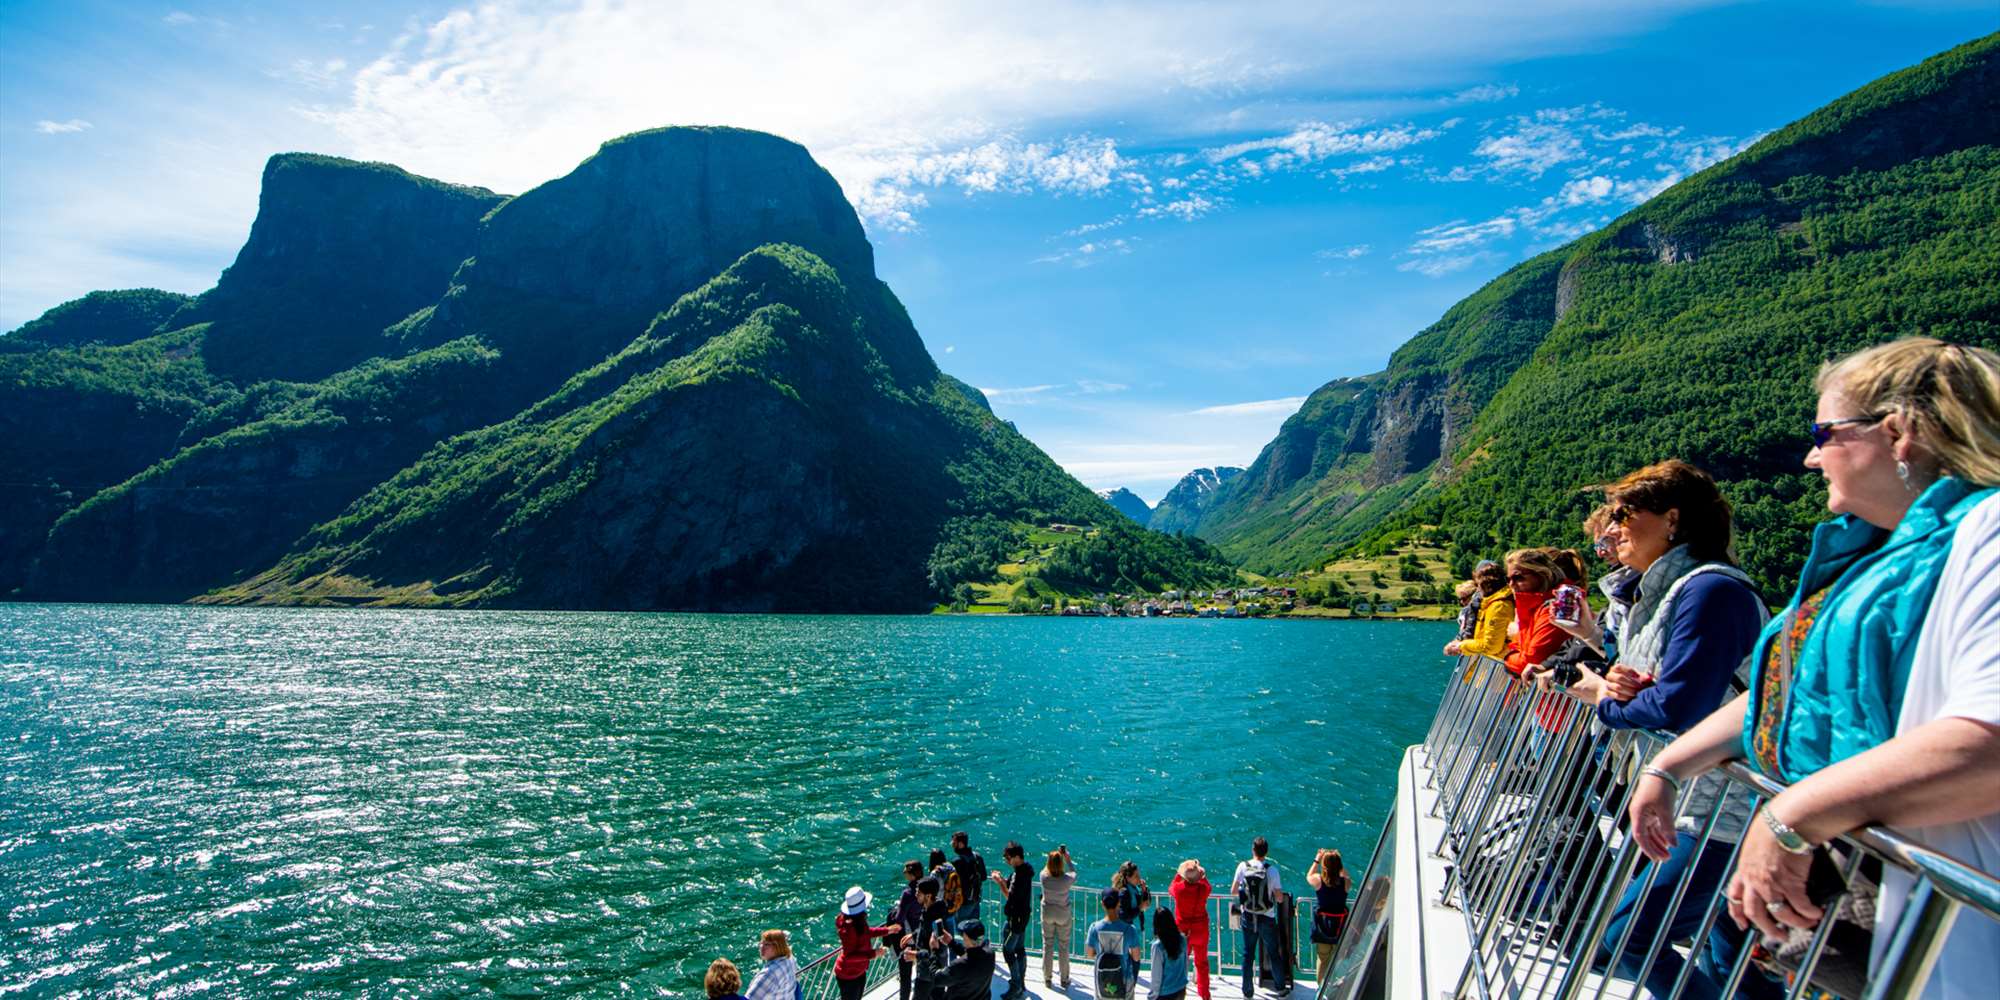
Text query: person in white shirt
743 930 800 1000
1231 838 1287 995
1871 493 2000 999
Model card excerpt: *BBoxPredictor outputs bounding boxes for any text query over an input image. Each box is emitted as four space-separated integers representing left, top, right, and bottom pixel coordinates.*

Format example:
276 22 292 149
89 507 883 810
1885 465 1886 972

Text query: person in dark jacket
892 861 927 1000
937 919 997 1000
835 886 900 1000
903 878 952 1000
986 841 1035 1000
951 831 987 925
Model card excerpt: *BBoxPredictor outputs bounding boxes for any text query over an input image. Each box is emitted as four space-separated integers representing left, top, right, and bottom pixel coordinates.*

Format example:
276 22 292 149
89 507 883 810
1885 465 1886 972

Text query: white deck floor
860 956 1315 1000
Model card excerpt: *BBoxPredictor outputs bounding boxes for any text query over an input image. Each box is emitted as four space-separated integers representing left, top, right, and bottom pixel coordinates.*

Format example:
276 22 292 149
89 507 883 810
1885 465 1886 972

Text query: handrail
1325 653 2000 1000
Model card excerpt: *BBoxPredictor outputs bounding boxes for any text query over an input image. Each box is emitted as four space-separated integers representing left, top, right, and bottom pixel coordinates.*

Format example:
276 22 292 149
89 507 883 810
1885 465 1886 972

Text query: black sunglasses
1810 413 1884 447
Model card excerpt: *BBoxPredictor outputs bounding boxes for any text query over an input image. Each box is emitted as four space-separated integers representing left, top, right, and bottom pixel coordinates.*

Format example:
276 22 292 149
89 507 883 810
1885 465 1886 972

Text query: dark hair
1549 548 1586 587
1003 841 1024 861
951 831 969 851
904 859 924 879
1252 837 1269 858
1603 459 1736 564
929 849 948 869
917 876 941 897
1473 561 1507 596
1155 905 1185 960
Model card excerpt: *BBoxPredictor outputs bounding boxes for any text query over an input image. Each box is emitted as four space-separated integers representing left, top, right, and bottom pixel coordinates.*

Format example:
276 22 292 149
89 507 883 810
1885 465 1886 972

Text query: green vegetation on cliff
1194 32 2000 598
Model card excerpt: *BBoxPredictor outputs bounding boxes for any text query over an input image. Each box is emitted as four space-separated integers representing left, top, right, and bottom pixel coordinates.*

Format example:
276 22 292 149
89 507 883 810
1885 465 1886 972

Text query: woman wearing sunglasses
1630 338 2000 999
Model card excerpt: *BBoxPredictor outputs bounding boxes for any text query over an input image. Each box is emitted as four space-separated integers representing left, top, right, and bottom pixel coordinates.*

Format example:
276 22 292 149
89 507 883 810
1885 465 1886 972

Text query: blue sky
4 2 1994 501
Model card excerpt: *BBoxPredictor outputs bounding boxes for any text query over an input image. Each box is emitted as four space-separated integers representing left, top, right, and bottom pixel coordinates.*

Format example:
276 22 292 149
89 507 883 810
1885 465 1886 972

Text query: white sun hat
842 885 873 915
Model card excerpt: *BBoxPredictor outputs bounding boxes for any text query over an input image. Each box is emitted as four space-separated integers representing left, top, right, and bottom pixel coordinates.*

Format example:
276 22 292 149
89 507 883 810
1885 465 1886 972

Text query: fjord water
1 605 1449 997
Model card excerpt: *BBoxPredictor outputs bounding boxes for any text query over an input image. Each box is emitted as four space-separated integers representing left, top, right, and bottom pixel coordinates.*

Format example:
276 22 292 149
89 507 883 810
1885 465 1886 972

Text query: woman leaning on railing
1632 338 2000 1000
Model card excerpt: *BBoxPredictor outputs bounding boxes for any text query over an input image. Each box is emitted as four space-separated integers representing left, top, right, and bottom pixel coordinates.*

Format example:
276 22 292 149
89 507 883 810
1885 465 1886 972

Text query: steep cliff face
7 126 1200 609
1146 466 1243 535
187 154 504 382
1194 33 2000 593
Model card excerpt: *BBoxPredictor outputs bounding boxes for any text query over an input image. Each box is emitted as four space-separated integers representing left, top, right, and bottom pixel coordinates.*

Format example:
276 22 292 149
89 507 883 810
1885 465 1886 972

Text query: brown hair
761 930 791 958
1503 548 1561 592
1473 561 1507 596
1454 580 1480 601
1818 338 2000 487
705 958 742 998
1602 460 1736 563
1046 850 1067 877
1549 548 1587 587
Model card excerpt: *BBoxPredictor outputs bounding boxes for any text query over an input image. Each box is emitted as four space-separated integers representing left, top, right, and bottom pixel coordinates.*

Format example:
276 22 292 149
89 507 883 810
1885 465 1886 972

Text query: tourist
1546 460 1769 999
1500 548 1567 677
1587 504 1641 655
1112 860 1152 937
988 841 1034 1000
835 886 900 1000
1633 338 2000 1000
707 958 748 1000
952 831 988 925
1232 837 1287 996
930 849 963 932
1041 846 1079 989
1443 561 1511 661
1151 905 1191 1000
904 877 952 1000
1453 580 1481 640
893 860 928 1000
937 919 997 1000
1085 889 1142 990
1169 859 1213 1000
1306 850 1349 974
744 930 800 1000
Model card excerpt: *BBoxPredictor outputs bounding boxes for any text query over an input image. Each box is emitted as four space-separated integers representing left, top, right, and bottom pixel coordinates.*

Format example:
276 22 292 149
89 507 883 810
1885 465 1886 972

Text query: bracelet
1640 765 1683 794
1762 806 1815 855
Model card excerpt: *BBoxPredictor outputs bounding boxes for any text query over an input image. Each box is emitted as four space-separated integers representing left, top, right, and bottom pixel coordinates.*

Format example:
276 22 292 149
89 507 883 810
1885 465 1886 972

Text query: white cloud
1409 214 1518 254
1315 244 1371 260
1447 83 1518 105
1396 251 1501 277
163 11 196 26
1187 396 1308 418
1205 121 1443 175
1136 193 1217 221
34 119 92 135
978 384 1062 403
1076 379 1129 394
1033 236 1136 267
1472 122 1584 177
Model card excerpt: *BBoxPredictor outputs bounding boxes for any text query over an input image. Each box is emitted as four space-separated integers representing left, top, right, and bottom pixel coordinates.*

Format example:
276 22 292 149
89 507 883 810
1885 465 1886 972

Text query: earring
1897 459 1916 492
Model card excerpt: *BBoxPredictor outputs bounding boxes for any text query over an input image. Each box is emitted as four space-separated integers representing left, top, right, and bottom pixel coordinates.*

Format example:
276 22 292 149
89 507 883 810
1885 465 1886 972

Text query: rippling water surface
0 604 1450 997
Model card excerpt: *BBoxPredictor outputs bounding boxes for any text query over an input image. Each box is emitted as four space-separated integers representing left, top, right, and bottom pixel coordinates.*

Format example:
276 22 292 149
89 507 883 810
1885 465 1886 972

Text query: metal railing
795 880 1341 1000
1330 653 2000 1000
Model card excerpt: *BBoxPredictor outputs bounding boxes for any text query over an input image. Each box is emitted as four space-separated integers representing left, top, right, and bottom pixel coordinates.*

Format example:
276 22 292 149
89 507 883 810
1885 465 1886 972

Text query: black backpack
1238 860 1275 912
959 852 986 902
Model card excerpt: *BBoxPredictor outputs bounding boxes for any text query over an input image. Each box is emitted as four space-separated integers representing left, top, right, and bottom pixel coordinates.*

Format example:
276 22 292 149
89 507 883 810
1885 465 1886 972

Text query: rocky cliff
1193 33 2000 593
1146 466 1244 535
3 127 1217 609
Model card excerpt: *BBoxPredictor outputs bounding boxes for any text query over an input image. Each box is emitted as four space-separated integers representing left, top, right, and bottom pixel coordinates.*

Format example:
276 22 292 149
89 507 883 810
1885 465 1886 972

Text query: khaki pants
1042 911 1074 984
1314 942 1335 975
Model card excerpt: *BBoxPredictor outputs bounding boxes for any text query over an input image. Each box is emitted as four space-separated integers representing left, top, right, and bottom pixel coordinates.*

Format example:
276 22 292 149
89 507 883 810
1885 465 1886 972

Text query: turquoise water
0 604 1450 997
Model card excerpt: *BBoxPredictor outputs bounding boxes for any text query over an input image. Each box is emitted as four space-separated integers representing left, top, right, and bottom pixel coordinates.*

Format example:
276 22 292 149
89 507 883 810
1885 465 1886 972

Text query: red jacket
1504 591 1566 675
835 914 899 979
1169 874 1212 929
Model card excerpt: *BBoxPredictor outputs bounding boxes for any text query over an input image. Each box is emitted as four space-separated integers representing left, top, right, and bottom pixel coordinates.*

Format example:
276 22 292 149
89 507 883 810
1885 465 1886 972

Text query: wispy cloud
1188 396 1308 418
1316 245 1371 260
1136 193 1217 221
1205 121 1445 175
34 119 92 135
1033 236 1136 267
1397 251 1502 277
978 384 1062 403
1447 83 1519 105
1076 379 1129 394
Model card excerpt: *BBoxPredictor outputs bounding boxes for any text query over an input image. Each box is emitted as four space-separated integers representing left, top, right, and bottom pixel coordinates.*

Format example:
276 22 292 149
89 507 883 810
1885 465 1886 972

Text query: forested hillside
3 128 1226 611
1193 32 2000 597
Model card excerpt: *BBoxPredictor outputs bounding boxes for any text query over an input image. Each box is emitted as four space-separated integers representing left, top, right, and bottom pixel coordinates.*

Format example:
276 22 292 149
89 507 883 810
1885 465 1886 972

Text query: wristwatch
1762 807 1813 855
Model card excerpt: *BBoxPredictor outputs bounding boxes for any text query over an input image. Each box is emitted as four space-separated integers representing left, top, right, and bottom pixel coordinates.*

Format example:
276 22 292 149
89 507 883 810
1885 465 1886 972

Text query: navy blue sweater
1595 573 1763 732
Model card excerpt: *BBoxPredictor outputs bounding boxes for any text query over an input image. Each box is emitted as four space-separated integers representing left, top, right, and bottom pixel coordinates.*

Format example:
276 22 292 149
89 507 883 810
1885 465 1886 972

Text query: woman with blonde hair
705 958 747 1000
1500 548 1568 676
1632 338 2000 999
743 930 799 1000
1306 850 1350 974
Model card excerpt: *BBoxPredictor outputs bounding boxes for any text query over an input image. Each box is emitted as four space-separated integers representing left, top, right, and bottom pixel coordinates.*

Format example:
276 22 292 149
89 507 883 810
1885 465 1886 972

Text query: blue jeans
1002 919 1027 997
955 899 980 927
1240 911 1283 993
1601 832 1779 1000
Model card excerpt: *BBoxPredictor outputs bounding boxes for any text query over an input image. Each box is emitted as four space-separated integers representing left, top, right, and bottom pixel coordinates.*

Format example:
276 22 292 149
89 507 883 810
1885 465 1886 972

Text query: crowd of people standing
1441 337 2000 1000
702 835 1349 1000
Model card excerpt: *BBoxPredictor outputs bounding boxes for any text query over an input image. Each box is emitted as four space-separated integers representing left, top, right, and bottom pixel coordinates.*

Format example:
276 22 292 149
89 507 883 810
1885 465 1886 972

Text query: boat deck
860 955 1315 1000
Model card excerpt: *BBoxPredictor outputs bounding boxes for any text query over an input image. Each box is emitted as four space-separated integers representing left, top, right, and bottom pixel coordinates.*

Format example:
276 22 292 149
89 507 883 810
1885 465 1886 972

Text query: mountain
1148 467 1243 534
1193 33 2000 596
1097 487 1152 523
3 127 1231 610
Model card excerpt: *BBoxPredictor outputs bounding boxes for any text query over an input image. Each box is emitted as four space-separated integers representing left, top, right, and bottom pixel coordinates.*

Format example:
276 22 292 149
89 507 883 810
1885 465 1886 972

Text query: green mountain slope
1195 32 2000 595
3 128 1225 610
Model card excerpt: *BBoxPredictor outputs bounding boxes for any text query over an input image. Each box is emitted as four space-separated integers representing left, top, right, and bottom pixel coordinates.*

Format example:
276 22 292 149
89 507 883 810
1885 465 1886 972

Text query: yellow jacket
1457 590 1514 660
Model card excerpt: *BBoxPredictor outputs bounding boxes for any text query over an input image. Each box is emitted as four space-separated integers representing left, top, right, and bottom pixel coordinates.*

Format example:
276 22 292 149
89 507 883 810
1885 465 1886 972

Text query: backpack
1237 860 1274 912
959 852 986 903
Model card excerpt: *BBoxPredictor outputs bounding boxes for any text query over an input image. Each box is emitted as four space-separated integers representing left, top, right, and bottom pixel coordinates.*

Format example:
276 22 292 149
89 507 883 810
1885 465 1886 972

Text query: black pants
1002 919 1028 997
838 974 865 1000
898 958 913 1000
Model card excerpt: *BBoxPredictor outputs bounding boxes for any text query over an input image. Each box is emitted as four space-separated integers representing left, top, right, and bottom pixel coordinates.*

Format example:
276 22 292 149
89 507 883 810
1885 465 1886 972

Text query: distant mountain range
1096 488 1152 524
1 128 1227 610
1183 33 2000 596
1148 467 1243 535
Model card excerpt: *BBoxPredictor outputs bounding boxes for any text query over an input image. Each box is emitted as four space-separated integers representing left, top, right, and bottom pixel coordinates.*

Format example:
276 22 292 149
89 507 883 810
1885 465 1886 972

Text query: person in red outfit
1502 548 1568 676
1169 859 1213 1000
835 885 900 1000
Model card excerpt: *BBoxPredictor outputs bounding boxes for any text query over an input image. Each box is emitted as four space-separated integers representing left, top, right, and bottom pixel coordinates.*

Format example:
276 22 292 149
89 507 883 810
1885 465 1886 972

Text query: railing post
1862 878 1959 1000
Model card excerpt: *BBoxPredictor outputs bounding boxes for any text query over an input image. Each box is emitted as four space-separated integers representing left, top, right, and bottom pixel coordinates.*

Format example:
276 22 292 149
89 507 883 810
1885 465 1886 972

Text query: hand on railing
1628 771 1679 861
1727 810 1825 939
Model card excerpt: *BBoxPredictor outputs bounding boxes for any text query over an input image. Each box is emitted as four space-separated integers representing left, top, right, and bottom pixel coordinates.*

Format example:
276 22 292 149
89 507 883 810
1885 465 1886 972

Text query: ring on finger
1765 901 1786 915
